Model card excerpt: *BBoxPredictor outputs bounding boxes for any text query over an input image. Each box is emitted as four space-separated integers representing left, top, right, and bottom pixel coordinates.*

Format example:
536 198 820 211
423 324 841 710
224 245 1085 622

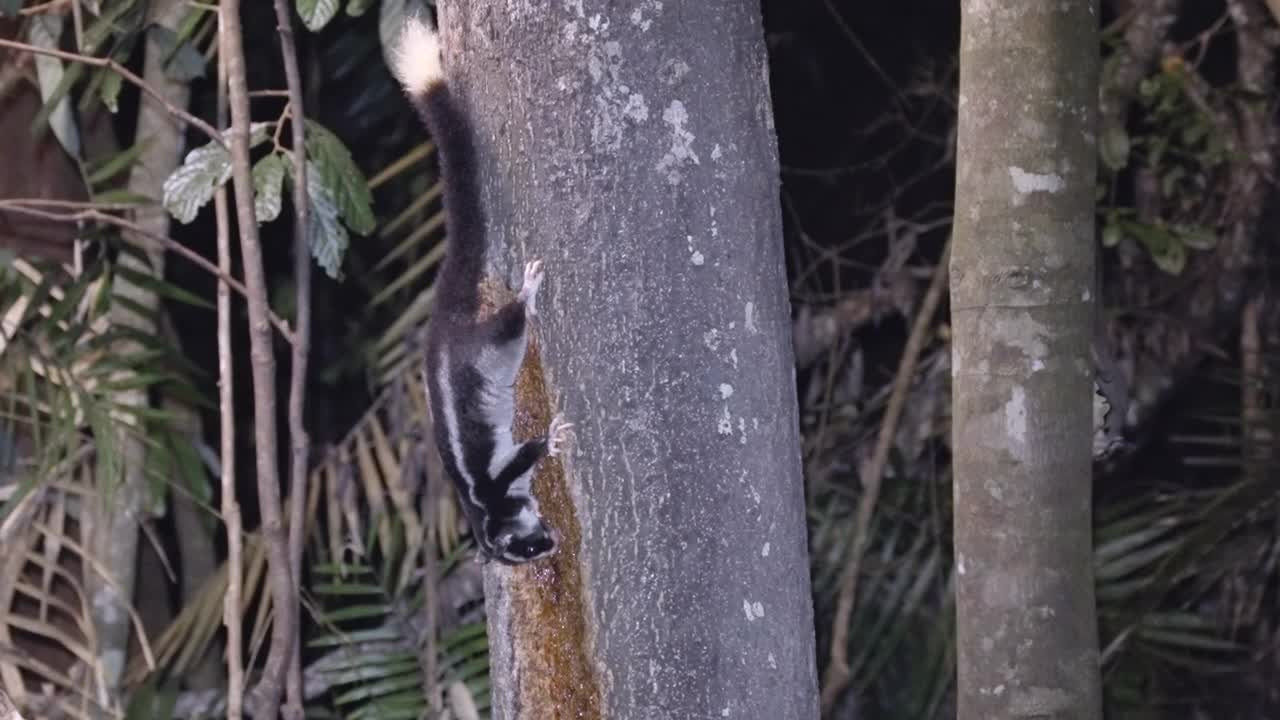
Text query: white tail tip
391 16 443 95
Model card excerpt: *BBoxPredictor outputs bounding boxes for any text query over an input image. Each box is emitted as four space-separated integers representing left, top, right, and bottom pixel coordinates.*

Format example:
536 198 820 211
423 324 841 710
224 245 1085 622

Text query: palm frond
0 249 206 717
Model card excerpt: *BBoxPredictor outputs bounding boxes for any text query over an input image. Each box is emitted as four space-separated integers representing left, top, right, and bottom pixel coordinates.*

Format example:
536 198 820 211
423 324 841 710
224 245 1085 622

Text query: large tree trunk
438 2 818 717
951 2 1102 719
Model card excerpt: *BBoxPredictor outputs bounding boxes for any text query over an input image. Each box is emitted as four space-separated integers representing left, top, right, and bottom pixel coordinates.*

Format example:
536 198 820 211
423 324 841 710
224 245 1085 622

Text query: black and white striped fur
392 17 571 564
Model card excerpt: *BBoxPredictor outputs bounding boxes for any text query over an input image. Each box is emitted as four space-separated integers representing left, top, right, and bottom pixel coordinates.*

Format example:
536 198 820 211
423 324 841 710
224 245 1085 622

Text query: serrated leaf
253 153 287 223
162 142 231 224
297 0 341 31
29 14 80 158
305 121 376 234
301 160 350 279
148 24 207 82
160 125 272 224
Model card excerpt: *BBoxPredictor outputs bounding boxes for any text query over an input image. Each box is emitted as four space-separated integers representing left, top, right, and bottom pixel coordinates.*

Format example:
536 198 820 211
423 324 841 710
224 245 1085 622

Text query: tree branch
219 2 296 718
213 16 246 717
271 1 312 717
820 237 951 713
0 38 224 145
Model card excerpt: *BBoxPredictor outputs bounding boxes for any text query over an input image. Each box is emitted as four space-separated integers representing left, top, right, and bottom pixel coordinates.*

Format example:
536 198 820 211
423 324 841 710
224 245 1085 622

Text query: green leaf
148 24 207 82
100 67 124 113
1100 124 1130 171
313 582 385 596
297 0 341 31
347 0 376 16
172 6 208 48
1138 77 1160 101
1147 135 1168 168
78 32 139 116
320 603 393 622
114 263 216 310
1152 239 1186 275
1101 222 1122 249
161 124 271 223
28 14 81 158
1180 121 1209 147
87 140 153 188
305 120 376 235
83 0 141 54
1176 225 1217 251
1128 222 1186 276
1159 166 1184 197
253 153 287 223
162 141 231 224
299 157 350 279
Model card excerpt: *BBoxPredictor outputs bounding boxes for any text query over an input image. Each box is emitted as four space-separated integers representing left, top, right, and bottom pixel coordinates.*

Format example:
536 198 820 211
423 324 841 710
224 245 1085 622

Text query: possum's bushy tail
391 17 484 317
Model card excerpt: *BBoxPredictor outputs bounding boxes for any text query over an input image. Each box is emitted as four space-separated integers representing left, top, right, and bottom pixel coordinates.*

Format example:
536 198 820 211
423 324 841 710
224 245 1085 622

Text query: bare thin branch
0 38 224 145
220 3 297 716
820 237 951 713
272 1 312 717
214 16 246 717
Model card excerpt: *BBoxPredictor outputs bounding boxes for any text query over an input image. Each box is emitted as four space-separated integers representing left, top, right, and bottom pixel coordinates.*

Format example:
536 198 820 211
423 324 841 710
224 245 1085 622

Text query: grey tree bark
436 1 818 718
950 2 1103 720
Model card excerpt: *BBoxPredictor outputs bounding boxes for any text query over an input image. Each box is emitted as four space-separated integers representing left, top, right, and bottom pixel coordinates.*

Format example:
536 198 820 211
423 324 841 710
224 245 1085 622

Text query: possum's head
493 504 559 564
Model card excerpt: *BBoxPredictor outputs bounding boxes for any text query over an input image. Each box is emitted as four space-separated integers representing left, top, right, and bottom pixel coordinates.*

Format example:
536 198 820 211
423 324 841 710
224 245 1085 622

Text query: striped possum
392 17 571 564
